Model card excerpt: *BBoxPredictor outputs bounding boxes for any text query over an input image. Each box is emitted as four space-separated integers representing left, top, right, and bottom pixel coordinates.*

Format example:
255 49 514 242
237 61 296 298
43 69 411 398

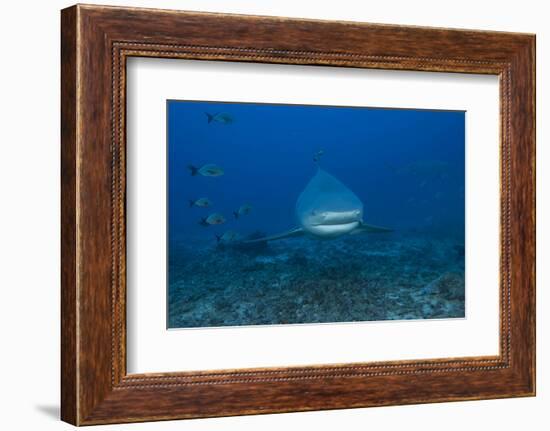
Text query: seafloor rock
231 230 270 253
421 272 465 301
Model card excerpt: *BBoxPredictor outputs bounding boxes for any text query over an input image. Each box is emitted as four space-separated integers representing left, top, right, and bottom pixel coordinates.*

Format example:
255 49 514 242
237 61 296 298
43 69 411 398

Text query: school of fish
188 112 252 244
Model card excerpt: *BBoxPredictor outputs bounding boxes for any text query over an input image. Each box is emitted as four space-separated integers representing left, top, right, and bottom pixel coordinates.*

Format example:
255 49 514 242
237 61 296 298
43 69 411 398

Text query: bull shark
246 169 392 243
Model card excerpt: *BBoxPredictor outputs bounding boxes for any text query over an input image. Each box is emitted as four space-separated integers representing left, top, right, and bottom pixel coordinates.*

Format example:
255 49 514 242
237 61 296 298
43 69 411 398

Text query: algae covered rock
421 272 464 300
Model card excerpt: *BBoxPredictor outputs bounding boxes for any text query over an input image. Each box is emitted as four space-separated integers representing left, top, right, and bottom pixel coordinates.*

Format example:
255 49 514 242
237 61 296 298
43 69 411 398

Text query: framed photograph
61 4 536 425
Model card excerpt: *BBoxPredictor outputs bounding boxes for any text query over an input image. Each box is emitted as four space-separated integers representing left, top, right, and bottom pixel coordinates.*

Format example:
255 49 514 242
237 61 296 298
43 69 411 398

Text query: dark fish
215 231 241 243
205 112 234 124
199 213 226 226
188 164 224 177
189 197 212 208
313 149 325 163
386 160 450 184
233 204 252 219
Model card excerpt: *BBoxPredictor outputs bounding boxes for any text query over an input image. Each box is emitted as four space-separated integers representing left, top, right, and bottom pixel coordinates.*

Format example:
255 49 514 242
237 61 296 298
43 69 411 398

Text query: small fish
386 160 450 182
199 213 226 226
188 164 224 177
215 231 241 244
189 197 212 208
233 204 252 219
205 112 234 125
313 149 324 163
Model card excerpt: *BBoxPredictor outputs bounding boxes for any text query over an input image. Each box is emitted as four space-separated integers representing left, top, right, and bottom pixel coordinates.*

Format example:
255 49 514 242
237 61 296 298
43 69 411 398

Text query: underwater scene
168 100 465 329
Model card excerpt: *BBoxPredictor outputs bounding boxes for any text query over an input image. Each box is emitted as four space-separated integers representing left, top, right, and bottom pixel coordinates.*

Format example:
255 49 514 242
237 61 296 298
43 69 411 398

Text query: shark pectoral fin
351 222 393 234
244 227 304 243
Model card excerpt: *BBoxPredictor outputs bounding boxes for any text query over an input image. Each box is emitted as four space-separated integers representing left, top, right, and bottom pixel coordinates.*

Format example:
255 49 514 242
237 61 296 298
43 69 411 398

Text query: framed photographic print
165 100 464 330
61 4 536 425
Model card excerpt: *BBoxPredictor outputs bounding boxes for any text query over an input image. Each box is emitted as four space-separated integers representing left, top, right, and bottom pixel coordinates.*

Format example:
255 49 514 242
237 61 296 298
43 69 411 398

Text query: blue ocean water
167 100 465 329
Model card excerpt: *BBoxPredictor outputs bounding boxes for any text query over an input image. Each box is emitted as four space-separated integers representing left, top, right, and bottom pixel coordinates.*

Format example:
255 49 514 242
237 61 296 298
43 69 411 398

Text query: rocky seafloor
168 231 465 328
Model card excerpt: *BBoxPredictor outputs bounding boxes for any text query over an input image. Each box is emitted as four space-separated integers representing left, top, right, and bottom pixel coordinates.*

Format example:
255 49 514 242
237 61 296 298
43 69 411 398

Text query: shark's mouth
304 221 360 238
309 210 362 226
311 220 359 226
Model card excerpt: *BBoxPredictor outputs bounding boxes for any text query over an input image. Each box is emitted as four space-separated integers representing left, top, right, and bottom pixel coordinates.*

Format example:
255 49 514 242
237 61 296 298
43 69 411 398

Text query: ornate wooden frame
61 4 535 425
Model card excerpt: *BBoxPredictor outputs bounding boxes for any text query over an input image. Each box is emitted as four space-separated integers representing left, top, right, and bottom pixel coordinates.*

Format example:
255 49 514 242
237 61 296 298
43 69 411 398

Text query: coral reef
168 232 465 328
